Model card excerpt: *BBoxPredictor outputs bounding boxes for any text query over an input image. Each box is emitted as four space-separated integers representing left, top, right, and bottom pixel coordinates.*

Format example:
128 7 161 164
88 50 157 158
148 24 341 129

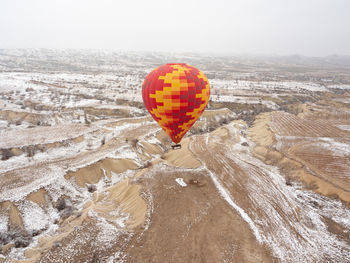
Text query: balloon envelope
142 63 210 143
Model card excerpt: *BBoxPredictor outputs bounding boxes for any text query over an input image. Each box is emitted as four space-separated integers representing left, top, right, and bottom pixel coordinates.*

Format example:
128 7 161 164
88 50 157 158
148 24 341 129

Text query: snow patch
175 178 187 187
317 138 350 157
0 212 8 232
205 168 262 243
18 201 50 232
336 125 350 131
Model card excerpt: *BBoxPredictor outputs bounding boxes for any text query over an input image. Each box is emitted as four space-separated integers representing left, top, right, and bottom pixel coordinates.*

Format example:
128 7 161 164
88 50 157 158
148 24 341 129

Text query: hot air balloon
142 63 210 149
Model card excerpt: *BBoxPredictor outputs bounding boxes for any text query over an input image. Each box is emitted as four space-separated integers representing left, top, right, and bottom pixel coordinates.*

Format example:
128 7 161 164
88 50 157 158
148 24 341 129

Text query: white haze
0 0 349 56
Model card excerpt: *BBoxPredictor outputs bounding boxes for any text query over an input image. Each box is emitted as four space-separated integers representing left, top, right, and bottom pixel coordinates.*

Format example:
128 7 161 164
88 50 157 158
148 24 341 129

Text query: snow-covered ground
1 49 350 262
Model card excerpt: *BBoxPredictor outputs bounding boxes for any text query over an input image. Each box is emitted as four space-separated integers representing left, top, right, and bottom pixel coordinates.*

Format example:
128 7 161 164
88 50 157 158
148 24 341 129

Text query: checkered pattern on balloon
142 63 210 143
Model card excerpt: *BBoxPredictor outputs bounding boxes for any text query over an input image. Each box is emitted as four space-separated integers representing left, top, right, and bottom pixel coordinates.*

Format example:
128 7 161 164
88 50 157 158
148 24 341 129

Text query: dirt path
124 165 273 263
2 119 349 262
188 126 350 262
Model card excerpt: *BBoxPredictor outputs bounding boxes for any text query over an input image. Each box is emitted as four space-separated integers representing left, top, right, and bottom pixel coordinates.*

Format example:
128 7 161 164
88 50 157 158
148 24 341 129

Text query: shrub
1 149 15 160
0 232 9 246
130 139 138 148
285 176 293 186
55 198 75 220
55 198 66 211
60 207 74 220
27 146 36 157
31 230 40 237
53 241 60 248
219 118 228 125
1 227 32 249
14 238 30 248
87 184 97 193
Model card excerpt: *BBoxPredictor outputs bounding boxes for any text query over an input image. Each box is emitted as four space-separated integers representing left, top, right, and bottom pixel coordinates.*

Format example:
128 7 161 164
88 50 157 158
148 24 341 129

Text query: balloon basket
171 144 182 150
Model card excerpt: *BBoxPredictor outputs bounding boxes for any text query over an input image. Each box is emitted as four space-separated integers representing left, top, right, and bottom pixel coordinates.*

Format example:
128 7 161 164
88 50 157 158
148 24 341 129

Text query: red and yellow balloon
142 63 210 144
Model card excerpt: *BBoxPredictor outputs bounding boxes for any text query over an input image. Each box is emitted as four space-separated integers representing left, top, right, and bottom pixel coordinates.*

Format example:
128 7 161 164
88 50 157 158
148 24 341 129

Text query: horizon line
0 47 349 59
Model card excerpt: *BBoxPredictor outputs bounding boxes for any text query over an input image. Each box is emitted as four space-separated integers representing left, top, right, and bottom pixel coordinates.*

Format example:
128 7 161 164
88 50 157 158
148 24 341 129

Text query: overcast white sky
0 0 349 56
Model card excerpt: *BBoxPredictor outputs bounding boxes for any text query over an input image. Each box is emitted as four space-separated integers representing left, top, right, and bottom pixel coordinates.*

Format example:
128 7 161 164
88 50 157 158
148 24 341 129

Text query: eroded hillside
1 50 350 263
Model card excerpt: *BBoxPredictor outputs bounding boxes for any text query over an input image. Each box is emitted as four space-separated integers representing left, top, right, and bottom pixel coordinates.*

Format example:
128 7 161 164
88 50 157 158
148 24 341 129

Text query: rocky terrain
0 49 349 262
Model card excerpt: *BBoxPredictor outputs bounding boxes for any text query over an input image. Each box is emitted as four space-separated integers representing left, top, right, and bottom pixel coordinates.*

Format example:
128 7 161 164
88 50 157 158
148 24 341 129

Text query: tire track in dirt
123 164 273 263
189 125 350 262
